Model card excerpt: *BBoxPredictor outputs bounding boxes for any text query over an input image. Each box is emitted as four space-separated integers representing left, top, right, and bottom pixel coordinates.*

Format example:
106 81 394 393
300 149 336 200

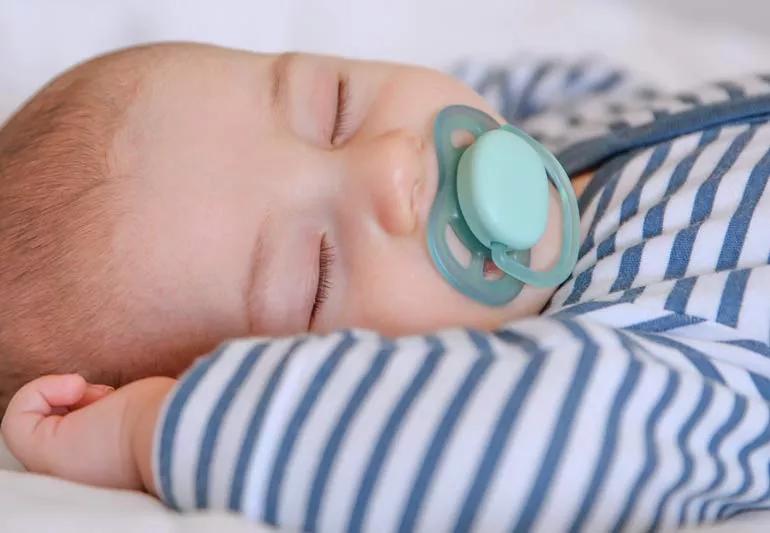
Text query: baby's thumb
1 374 89 473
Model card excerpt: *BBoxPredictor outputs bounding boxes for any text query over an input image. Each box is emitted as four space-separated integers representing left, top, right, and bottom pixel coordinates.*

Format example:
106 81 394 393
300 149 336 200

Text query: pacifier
427 105 579 306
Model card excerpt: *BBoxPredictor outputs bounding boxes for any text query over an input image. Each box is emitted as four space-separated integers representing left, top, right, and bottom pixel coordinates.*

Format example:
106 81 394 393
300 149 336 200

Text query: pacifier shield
456 128 549 250
427 105 579 306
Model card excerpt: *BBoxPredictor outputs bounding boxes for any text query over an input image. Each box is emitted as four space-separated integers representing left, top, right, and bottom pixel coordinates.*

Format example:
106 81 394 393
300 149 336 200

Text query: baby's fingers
1 374 90 472
72 383 115 410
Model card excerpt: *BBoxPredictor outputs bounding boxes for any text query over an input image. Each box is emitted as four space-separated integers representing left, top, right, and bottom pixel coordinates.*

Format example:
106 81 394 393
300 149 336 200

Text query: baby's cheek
337 253 445 335
344 259 492 335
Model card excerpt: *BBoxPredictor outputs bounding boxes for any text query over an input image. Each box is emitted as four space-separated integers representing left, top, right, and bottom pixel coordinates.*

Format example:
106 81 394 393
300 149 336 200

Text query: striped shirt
152 60 770 532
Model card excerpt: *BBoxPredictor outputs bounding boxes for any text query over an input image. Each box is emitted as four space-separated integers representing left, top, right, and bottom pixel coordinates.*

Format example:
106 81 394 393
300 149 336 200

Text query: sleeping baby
3 42 770 532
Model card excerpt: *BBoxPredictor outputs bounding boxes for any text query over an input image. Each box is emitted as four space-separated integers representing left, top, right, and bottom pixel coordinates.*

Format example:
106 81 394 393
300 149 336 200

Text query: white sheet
1 432 769 532
2 1 770 531
0 435 277 532
2 0 770 121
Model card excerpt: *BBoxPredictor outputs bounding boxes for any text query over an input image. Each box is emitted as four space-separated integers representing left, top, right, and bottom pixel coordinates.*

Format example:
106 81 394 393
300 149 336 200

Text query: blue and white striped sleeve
152 316 770 532
453 56 654 124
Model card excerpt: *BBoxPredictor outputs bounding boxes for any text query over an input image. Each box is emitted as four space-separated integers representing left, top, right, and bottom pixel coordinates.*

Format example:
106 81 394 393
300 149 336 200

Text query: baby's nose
353 129 427 236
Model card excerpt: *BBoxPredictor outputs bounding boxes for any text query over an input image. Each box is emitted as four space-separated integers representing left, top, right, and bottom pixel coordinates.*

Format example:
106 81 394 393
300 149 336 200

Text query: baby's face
110 44 564 354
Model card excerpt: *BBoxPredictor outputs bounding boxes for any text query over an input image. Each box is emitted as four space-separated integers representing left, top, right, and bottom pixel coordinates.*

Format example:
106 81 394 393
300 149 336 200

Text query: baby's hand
1 374 176 494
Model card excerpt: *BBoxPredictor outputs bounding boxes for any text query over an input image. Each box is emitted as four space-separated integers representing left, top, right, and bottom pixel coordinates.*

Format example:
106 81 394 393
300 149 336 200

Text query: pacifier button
456 128 549 250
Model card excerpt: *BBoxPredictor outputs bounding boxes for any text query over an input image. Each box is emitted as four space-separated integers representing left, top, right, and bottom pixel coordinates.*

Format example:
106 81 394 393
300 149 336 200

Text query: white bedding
0 436 276 533
2 1 770 531
2 0 770 122
0 434 767 532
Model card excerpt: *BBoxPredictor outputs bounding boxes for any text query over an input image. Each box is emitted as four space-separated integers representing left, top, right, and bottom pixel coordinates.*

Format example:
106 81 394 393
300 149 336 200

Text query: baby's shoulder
529 72 770 173
548 103 770 346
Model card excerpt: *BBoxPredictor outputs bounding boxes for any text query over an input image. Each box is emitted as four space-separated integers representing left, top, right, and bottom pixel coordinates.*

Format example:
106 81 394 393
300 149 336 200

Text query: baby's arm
5 317 770 532
1 373 174 494
146 321 770 531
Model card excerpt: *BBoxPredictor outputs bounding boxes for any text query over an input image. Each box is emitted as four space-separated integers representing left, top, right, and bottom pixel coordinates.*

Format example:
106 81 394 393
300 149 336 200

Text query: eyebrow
270 52 297 113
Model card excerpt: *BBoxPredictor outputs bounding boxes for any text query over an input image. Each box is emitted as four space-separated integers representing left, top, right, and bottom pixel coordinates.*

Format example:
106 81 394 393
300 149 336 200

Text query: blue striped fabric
153 61 770 531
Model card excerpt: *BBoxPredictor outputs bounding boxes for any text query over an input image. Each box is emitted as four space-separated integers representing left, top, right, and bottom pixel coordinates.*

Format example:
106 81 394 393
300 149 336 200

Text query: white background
1 0 770 122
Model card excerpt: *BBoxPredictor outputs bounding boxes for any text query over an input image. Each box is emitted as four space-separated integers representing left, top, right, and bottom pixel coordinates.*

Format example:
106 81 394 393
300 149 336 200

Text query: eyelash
310 235 335 327
330 75 352 145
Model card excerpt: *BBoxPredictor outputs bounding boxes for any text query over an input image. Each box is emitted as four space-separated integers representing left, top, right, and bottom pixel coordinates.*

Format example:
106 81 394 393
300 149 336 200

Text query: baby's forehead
116 50 281 152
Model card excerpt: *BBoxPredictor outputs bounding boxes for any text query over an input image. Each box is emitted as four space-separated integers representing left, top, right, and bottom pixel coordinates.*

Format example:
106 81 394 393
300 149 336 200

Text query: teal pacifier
427 105 580 306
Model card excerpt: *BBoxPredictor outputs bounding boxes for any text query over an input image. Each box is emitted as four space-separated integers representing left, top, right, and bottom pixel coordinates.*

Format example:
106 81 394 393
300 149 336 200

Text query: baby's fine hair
0 47 153 415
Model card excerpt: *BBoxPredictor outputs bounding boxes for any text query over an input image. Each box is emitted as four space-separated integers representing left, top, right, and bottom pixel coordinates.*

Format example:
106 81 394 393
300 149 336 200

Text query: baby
0 43 572 402
4 42 770 532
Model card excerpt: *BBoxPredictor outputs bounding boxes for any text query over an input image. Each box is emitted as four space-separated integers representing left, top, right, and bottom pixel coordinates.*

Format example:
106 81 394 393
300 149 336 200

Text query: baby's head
0 43 566 411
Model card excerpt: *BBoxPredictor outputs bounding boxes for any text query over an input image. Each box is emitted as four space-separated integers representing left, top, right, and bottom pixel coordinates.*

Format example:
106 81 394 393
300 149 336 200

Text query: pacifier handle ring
490 124 580 288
